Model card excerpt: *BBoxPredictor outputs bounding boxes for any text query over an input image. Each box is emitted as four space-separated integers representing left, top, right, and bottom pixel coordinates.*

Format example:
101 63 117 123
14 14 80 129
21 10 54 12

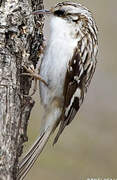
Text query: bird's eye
54 9 65 17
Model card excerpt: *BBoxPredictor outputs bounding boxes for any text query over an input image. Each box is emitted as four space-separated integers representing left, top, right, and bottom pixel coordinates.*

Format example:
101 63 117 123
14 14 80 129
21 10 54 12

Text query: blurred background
24 0 117 179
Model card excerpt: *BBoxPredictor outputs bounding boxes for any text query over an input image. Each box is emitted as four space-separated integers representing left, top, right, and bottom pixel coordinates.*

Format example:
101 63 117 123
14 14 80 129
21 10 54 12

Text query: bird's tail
17 127 52 180
17 105 61 180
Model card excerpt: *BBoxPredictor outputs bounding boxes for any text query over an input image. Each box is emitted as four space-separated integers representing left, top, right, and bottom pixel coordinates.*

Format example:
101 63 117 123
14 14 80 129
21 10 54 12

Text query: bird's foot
22 64 48 96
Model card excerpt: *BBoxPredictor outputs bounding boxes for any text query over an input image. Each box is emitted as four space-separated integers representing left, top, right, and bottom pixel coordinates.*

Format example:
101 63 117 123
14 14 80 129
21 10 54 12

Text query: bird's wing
53 45 97 144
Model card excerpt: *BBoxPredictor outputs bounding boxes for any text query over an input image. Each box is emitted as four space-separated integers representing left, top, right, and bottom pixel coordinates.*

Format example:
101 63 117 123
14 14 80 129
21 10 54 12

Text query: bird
17 1 98 179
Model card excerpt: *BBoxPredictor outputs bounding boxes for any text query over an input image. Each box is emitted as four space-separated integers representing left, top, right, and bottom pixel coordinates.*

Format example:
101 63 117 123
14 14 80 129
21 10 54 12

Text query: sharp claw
20 73 32 76
21 64 48 96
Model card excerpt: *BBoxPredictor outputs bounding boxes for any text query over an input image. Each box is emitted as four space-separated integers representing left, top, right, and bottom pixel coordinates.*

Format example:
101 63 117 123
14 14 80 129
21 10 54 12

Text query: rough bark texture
0 0 44 179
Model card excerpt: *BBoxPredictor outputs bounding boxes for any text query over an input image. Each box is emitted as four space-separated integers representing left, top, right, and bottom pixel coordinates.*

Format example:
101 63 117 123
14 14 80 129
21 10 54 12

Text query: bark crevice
0 0 44 179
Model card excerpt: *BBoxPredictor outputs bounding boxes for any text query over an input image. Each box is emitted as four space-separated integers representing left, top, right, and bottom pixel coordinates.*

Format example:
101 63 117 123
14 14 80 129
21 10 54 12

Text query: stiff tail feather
17 105 62 179
17 127 52 180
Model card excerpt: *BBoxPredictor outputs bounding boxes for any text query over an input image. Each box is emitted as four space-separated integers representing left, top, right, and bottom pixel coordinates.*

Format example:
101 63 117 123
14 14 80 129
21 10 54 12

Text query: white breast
40 16 77 107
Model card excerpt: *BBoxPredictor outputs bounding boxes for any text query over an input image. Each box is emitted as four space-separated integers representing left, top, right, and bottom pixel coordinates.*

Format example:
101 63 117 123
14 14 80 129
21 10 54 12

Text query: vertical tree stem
0 0 44 179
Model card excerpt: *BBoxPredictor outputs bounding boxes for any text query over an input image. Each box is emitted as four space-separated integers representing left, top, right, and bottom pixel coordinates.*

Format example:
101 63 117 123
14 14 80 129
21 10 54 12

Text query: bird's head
33 1 93 24
33 2 98 42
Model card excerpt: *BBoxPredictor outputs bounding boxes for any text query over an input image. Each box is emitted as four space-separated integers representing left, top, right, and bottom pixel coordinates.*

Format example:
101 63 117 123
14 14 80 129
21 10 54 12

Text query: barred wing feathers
53 43 97 144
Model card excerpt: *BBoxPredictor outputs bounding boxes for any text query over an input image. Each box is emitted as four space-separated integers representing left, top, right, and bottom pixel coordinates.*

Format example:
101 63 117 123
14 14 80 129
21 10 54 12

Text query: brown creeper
17 2 98 179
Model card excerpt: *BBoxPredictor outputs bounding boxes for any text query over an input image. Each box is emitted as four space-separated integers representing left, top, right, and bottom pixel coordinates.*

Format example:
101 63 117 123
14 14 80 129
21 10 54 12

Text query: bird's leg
22 64 48 96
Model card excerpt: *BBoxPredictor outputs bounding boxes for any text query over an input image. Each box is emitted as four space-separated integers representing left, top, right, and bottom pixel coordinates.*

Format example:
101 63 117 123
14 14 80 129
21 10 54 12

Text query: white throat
49 16 77 41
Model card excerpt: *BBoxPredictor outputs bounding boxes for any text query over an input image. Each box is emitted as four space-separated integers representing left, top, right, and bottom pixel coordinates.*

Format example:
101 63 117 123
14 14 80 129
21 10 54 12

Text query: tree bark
0 0 44 179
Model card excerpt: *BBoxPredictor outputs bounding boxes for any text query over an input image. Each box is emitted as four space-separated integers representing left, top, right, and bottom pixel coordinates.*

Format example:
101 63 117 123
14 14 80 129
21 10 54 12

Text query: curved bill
32 9 51 15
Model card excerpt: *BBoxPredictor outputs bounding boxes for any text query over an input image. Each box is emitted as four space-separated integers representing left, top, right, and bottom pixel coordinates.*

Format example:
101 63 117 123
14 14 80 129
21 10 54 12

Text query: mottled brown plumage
53 2 98 143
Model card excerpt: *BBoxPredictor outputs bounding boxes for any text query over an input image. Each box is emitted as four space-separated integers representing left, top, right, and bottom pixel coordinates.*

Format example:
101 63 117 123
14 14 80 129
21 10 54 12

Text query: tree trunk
0 0 44 179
